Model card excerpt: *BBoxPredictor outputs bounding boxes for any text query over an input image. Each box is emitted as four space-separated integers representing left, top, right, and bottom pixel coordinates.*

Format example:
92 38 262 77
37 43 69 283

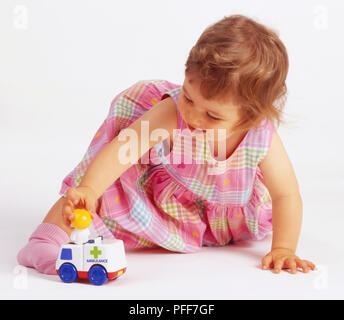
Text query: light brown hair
185 14 289 132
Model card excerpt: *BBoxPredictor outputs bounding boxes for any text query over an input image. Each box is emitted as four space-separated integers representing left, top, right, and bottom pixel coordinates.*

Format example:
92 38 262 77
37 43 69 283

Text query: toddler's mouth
187 124 206 133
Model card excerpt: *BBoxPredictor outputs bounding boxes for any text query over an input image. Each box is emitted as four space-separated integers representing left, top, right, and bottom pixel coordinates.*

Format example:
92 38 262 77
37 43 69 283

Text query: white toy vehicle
56 236 127 285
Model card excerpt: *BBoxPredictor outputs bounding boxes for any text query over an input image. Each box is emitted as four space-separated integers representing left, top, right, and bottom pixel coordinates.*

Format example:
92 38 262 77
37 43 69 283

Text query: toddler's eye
184 94 221 120
183 95 192 104
207 113 221 121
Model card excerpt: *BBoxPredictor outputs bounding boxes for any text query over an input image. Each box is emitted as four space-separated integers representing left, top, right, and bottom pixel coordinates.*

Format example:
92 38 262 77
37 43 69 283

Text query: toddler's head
179 14 289 134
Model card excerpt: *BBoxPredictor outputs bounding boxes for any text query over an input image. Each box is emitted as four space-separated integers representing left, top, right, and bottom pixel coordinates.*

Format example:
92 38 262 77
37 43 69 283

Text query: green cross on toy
90 246 102 259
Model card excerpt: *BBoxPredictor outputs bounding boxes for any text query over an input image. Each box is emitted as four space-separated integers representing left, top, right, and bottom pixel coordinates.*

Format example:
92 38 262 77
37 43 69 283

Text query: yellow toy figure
70 209 92 245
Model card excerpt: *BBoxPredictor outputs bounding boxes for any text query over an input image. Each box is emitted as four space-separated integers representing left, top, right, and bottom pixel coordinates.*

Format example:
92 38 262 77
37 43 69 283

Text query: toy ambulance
56 236 127 286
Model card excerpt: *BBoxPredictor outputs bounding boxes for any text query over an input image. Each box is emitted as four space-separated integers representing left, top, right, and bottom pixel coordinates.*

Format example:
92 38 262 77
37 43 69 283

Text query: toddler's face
177 75 242 139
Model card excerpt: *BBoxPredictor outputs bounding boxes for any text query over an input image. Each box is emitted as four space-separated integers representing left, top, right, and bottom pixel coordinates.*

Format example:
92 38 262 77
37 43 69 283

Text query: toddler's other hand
261 248 316 274
62 186 97 227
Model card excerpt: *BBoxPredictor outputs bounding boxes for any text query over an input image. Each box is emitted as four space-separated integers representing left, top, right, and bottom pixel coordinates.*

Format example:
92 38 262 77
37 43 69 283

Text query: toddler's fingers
273 257 286 273
285 258 297 274
262 254 272 270
296 259 311 273
304 260 317 271
66 187 80 206
65 200 75 219
62 200 69 216
261 254 272 270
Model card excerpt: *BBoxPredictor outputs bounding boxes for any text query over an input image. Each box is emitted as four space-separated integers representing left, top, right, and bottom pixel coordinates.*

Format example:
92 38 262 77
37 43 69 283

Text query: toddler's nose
188 117 202 128
192 122 203 129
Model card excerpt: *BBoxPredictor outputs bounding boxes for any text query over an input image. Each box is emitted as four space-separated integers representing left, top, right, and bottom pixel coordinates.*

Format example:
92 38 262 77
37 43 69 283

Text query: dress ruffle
147 163 272 247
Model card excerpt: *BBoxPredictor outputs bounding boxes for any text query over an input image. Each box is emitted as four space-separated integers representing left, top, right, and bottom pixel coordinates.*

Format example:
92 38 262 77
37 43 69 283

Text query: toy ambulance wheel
88 265 108 286
59 263 78 283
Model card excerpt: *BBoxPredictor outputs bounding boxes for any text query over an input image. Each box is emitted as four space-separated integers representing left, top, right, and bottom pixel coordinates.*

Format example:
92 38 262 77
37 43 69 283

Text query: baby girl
17 14 316 275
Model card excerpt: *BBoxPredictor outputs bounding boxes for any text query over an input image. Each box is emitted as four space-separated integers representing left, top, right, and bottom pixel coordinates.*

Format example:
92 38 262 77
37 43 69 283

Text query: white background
1 0 343 299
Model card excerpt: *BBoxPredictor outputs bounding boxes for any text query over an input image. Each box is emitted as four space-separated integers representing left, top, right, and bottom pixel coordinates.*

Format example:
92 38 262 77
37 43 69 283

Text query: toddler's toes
17 246 31 268
17 241 60 275
35 258 59 275
17 223 70 275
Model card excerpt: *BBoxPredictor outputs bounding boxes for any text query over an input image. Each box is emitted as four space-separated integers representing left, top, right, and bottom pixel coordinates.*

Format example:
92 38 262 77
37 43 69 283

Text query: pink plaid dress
59 80 275 252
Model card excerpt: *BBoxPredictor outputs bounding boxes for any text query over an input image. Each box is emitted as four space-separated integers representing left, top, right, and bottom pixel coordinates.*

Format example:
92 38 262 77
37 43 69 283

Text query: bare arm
259 132 302 252
259 131 316 273
79 97 177 199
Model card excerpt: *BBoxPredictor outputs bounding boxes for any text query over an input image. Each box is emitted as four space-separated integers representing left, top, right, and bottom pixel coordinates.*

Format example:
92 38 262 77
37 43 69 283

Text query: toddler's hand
62 186 97 227
261 248 316 274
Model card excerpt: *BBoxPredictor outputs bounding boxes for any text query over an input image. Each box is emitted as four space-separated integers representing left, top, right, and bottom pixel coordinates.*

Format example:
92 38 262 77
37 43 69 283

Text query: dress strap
160 86 183 130
243 118 275 165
